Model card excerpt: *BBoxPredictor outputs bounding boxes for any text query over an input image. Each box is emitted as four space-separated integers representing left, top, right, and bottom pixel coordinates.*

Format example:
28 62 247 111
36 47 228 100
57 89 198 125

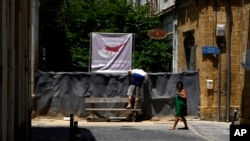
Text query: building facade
1 0 36 140
136 0 177 71
174 0 250 122
146 0 250 123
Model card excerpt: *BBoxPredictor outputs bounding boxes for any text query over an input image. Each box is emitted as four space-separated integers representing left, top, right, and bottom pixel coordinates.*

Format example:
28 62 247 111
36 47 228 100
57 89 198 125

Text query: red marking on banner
105 44 124 52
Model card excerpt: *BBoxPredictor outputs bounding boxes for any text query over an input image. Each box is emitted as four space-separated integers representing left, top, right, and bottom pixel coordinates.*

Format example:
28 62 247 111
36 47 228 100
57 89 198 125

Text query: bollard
69 114 74 141
231 109 238 125
74 121 81 141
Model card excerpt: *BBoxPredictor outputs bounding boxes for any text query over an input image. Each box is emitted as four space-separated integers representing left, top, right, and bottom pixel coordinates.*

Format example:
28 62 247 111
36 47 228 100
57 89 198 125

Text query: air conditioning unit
216 24 225 37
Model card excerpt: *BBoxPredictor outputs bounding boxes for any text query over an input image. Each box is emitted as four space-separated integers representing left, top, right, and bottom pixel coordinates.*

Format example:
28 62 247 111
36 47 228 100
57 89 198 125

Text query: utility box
207 79 213 89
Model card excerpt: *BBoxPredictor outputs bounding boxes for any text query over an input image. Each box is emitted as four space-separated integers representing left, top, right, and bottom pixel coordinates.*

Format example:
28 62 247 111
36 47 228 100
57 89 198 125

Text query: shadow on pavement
31 127 96 141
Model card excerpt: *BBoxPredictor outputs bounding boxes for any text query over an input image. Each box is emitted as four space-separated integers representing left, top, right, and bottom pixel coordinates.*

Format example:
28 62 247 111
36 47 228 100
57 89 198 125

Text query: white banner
91 32 133 72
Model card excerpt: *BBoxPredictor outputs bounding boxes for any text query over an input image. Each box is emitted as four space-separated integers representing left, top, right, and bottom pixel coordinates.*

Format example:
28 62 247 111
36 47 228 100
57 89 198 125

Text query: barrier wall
34 70 200 120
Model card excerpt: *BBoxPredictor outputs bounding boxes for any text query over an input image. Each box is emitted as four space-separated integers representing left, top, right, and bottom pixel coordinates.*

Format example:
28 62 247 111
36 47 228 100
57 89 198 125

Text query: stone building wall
240 1 250 124
176 0 245 121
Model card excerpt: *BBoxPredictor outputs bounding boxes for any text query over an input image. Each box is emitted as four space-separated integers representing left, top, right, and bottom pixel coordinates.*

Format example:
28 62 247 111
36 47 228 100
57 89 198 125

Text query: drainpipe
173 20 178 73
226 0 232 122
31 0 39 117
217 50 221 122
215 0 221 122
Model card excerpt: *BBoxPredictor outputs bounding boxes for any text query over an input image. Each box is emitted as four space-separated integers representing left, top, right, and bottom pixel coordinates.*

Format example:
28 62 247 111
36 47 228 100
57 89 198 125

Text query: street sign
202 46 220 54
148 28 168 40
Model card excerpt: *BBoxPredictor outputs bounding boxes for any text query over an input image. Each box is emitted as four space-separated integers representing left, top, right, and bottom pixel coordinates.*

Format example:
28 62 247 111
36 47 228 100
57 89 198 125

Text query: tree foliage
58 0 172 72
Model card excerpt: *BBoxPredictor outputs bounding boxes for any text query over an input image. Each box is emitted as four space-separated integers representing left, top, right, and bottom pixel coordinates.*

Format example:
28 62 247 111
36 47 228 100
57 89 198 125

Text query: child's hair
176 81 184 89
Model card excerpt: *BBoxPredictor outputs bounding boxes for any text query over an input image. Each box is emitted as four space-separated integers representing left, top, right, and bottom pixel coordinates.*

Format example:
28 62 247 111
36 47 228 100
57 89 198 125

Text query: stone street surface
31 118 230 141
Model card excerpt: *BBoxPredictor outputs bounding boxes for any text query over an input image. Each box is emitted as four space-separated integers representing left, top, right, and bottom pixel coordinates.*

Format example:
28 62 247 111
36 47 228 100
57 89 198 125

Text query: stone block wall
176 0 245 121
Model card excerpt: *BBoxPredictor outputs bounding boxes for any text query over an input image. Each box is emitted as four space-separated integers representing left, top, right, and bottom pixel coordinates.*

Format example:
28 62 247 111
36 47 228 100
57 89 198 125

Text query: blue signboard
202 46 220 54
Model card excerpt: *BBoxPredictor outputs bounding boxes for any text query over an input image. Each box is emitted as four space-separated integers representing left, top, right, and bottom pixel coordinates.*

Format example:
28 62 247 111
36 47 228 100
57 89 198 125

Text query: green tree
58 0 172 72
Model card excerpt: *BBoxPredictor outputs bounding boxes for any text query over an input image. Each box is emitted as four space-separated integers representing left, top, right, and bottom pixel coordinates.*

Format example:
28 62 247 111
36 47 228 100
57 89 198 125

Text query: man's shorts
127 85 141 98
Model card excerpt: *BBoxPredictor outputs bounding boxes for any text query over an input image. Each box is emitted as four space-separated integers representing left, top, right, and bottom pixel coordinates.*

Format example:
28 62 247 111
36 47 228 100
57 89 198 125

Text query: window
145 0 159 13
151 0 159 13
135 0 141 6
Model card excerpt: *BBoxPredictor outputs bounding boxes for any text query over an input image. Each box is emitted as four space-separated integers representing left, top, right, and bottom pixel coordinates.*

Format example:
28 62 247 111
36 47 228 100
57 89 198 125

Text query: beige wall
177 1 246 121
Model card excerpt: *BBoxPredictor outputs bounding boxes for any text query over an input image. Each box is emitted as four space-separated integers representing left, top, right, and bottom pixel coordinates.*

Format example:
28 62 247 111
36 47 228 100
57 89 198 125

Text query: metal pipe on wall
214 0 221 122
226 0 232 122
172 20 178 73
31 0 40 118
31 0 36 111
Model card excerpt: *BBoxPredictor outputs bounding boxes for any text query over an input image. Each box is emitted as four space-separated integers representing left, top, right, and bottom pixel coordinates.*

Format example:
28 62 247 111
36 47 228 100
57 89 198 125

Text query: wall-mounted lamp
216 24 225 37
216 24 226 48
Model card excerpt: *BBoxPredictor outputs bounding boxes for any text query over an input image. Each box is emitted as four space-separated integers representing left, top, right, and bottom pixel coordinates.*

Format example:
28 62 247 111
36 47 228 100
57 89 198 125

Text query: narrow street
31 118 230 141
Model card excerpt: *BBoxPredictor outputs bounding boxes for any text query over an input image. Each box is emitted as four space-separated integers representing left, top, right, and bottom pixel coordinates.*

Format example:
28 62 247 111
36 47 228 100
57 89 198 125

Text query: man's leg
134 97 139 109
134 87 141 109
127 95 132 108
126 85 135 109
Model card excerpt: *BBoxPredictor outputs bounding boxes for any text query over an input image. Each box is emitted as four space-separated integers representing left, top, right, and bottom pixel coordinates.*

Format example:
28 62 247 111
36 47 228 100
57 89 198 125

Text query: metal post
231 109 238 125
74 121 80 141
69 114 74 141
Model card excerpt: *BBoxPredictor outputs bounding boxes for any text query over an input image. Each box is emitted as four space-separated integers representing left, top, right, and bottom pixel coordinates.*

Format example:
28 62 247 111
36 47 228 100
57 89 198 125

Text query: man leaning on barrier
126 67 148 109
